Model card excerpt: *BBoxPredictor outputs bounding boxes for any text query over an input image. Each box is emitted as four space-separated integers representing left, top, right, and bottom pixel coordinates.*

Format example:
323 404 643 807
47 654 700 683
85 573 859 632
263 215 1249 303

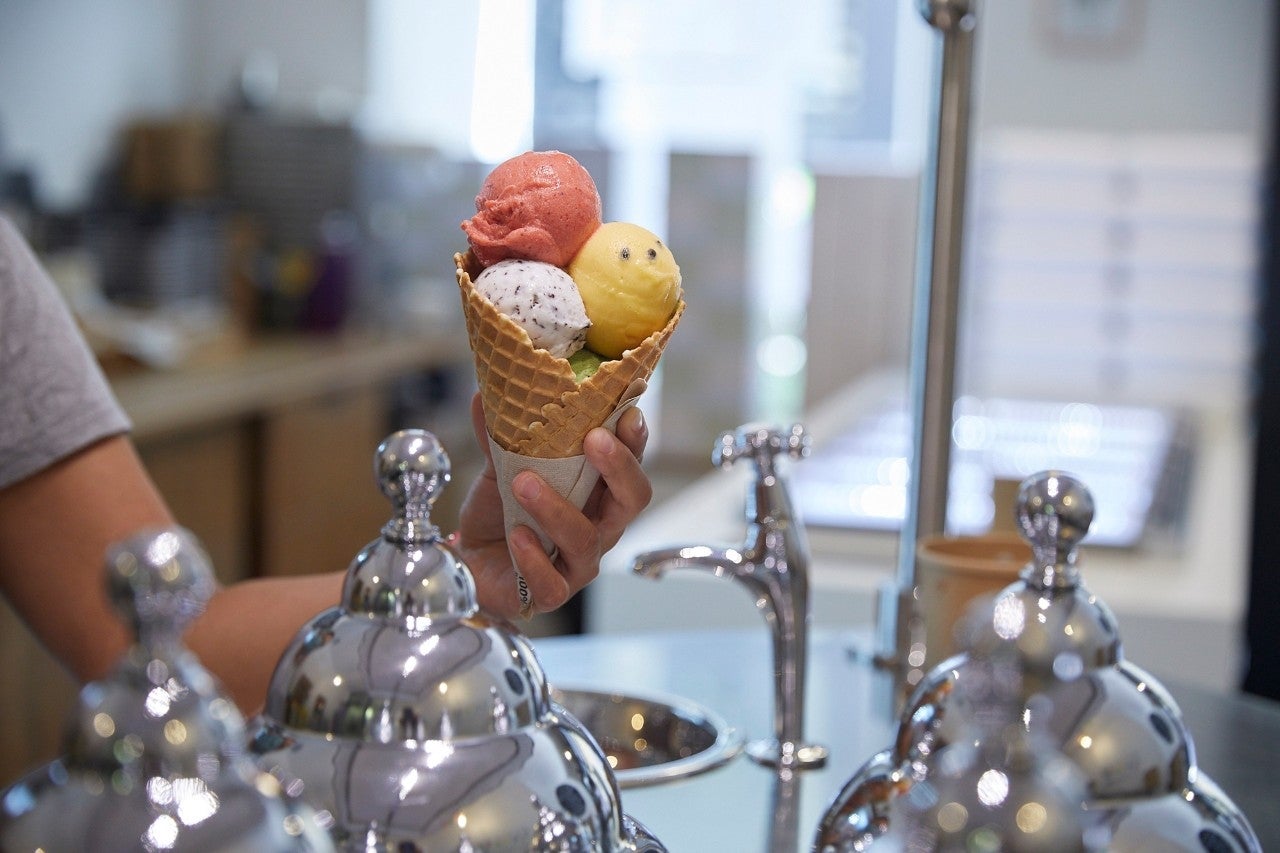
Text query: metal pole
876 0 978 685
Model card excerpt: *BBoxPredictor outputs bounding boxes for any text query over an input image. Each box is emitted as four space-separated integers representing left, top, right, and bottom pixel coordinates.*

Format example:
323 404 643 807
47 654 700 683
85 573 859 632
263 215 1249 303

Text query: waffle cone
455 251 684 458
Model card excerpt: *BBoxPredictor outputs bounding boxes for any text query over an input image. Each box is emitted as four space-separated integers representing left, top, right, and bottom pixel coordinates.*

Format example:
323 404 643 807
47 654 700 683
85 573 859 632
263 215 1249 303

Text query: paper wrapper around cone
455 251 685 613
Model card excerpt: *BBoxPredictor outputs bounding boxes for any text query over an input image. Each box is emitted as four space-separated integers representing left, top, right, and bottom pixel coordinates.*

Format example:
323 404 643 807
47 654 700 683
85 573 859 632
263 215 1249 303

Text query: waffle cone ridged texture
456 251 684 458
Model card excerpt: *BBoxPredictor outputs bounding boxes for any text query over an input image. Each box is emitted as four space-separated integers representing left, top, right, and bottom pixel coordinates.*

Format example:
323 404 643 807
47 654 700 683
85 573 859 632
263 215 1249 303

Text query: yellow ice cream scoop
569 221 682 359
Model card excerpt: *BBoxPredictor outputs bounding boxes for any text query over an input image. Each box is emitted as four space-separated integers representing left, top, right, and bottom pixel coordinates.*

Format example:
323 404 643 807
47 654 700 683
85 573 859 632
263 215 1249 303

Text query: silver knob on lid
340 428 477 623
376 428 450 545
75 527 238 776
1015 470 1095 589
107 527 216 648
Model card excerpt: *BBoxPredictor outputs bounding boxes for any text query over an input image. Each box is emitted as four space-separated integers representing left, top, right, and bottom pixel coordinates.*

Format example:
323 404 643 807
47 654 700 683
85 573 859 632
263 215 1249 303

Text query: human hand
454 393 652 619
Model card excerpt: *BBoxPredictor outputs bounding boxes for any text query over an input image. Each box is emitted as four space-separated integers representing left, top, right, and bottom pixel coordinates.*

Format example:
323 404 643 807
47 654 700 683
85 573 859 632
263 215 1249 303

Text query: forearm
0 434 343 715
0 435 170 681
185 572 345 713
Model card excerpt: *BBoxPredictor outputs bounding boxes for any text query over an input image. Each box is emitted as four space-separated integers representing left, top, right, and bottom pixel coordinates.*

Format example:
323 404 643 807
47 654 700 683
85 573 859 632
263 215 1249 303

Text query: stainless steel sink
551 686 744 788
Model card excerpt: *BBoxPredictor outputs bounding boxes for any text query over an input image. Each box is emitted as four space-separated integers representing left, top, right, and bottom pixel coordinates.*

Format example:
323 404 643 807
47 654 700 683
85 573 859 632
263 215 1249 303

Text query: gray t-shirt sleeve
0 216 131 489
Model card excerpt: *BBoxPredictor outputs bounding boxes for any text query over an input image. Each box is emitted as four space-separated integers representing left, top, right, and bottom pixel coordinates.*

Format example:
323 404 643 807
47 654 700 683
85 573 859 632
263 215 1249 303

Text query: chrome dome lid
898 656 1193 804
1100 773 1263 852
819 631 1102 852
812 748 908 852
0 528 332 852
258 429 550 743
896 470 1194 803
251 429 665 852
815 470 1261 852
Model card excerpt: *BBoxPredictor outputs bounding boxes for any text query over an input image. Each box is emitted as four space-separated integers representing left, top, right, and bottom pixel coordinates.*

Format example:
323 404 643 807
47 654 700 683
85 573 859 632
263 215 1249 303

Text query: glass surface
792 391 1191 547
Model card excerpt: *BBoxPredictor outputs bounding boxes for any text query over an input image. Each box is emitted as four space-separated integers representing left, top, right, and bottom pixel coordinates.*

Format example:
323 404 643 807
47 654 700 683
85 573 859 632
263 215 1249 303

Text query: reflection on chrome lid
0 527 333 852
816 471 1260 852
250 429 666 852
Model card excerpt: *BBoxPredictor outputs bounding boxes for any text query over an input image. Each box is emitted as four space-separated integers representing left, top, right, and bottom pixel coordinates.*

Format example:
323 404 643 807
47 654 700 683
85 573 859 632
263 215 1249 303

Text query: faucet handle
712 423 810 472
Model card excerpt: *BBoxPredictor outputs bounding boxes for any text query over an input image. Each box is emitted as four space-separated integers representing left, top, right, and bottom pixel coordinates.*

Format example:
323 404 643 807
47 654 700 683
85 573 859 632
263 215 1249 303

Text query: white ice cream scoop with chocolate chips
473 258 590 359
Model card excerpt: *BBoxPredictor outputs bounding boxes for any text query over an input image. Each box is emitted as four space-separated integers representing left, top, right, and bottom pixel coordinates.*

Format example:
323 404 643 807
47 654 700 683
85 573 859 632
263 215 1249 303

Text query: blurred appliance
88 202 228 307
224 114 358 250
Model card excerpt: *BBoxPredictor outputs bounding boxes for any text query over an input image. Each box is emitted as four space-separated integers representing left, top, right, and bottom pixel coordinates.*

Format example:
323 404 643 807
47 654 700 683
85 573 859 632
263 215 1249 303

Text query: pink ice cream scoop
461 150 603 269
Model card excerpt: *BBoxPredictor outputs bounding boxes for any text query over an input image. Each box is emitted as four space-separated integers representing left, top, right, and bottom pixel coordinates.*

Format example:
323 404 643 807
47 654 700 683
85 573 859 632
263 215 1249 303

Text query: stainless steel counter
533 627 1280 852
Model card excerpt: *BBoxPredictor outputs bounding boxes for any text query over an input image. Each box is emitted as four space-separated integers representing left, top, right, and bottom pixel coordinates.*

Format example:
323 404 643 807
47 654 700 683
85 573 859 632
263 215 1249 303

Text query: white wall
359 0 481 158
974 0 1271 136
182 0 368 118
3 1 1270 208
0 0 371 212
958 1 1271 411
0 0 187 209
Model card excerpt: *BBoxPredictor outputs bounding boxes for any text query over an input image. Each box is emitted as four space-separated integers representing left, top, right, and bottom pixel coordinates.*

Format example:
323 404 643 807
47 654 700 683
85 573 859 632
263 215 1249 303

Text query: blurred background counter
109 327 470 581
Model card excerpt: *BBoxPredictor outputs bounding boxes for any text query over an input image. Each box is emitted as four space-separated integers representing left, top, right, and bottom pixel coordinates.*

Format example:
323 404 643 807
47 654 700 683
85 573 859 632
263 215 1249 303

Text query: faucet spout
632 424 828 772
631 544 747 582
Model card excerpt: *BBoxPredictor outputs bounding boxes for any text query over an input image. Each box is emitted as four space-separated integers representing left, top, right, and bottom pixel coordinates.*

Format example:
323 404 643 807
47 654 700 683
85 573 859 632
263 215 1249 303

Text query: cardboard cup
916 532 1031 669
990 477 1023 534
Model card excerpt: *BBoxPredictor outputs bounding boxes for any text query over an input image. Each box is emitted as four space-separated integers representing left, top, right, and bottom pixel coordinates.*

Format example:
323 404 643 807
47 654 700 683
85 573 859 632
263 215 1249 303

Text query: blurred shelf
107 326 468 440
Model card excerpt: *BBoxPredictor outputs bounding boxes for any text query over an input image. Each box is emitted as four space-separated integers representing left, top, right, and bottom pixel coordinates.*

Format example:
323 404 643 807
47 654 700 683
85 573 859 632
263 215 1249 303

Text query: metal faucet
631 423 829 771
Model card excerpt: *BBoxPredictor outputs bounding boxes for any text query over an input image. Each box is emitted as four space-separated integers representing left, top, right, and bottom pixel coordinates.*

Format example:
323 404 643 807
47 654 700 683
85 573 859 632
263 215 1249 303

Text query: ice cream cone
455 251 684 614
455 251 683 458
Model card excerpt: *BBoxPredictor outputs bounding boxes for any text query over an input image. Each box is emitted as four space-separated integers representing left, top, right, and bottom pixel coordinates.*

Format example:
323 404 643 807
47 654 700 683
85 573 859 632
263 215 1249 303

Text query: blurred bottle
301 210 358 333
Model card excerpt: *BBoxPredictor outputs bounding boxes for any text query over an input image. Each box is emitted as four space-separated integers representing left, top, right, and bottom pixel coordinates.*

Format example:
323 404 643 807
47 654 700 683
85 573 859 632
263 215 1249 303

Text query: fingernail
513 526 538 550
631 408 647 436
588 428 616 457
515 473 541 500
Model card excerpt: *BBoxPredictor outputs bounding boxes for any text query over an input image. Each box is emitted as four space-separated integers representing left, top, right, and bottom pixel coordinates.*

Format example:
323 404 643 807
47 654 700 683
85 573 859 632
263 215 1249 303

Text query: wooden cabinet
137 387 396 584
258 386 392 578
0 601 78 784
139 423 254 584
